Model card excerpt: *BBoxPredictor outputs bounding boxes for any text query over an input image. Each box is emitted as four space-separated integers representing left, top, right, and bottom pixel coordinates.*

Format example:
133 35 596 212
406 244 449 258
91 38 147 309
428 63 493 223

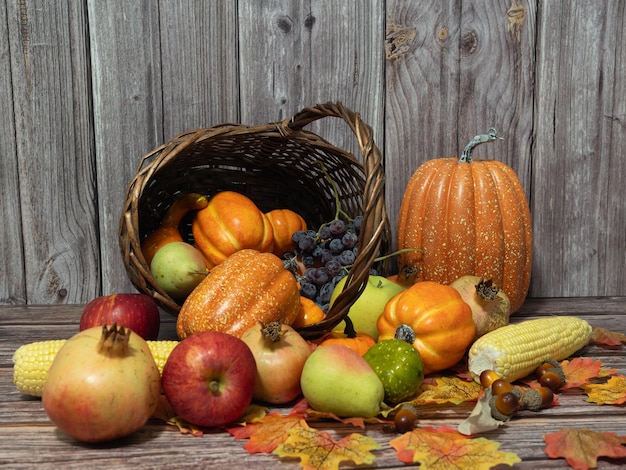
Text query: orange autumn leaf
582 375 626 405
590 326 626 347
273 426 380 470
390 425 520 469
544 428 626 470
412 376 481 405
226 412 305 453
561 357 603 389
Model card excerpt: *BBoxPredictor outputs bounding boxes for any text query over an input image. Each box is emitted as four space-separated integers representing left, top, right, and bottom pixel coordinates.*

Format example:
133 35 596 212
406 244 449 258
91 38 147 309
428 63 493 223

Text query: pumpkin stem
342 315 358 339
394 324 416 344
459 128 503 163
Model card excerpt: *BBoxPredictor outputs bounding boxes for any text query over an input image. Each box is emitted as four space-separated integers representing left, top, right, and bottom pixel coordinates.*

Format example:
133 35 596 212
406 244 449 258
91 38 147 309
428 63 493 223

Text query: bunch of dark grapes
285 215 376 313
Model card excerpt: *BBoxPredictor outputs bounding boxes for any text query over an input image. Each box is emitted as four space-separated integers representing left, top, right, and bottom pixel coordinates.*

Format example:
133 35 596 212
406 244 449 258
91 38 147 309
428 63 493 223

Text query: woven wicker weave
118 102 391 339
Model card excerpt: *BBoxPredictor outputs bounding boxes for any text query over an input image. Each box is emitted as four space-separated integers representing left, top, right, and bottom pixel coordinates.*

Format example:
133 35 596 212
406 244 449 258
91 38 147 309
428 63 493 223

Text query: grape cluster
285 215 375 313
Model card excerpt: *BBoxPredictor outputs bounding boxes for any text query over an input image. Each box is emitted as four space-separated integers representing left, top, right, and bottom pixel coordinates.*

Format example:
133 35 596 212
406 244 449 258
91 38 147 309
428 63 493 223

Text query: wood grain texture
0 0 25 304
1 299 625 469
532 0 626 298
5 0 99 304
0 0 625 307
238 0 384 157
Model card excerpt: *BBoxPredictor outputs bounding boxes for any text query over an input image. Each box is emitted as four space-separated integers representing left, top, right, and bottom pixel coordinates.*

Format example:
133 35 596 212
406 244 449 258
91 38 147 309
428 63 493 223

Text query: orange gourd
292 296 326 328
192 191 274 268
318 316 376 356
141 193 208 265
265 208 307 257
396 129 532 312
377 281 475 374
176 249 300 339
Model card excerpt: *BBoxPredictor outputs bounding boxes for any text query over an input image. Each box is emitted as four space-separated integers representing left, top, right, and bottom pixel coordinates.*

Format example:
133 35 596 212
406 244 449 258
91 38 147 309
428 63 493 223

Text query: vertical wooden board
7 1 98 304
0 0 26 304
88 0 162 296
532 1 626 297
238 0 384 163
384 1 462 248
159 1 239 137
457 0 535 189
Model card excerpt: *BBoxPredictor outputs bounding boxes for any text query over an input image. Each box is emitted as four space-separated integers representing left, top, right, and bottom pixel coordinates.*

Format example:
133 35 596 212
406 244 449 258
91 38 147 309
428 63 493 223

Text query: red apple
161 331 257 428
80 293 160 340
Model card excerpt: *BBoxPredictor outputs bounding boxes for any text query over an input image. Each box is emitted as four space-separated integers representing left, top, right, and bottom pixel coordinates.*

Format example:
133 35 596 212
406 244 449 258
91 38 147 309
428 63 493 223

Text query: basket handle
279 102 391 337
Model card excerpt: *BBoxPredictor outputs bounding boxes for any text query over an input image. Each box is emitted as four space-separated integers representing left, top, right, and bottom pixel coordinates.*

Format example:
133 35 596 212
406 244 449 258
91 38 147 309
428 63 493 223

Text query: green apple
330 275 406 340
300 344 385 418
150 242 208 299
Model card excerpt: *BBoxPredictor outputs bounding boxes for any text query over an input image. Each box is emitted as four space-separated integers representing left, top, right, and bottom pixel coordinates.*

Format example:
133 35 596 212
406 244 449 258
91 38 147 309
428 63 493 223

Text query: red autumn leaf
544 428 626 470
391 425 520 469
560 357 603 389
590 326 626 347
225 412 305 453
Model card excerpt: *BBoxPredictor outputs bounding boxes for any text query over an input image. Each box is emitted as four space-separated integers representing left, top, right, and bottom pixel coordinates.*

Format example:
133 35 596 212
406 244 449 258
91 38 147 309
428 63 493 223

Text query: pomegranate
42 324 161 442
240 321 312 404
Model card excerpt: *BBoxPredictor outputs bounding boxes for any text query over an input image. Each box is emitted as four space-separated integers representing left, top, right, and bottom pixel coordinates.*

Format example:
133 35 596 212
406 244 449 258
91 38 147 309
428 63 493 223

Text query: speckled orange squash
176 249 300 339
265 208 307 257
396 129 532 313
191 191 274 268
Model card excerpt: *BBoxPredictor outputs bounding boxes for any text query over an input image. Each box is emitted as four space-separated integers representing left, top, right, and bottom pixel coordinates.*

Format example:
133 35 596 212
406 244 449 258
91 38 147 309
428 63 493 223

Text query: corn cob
467 316 592 383
12 339 179 397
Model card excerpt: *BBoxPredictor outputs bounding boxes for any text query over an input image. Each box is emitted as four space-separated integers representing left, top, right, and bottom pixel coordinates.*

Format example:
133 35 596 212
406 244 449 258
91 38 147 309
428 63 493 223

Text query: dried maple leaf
561 357 603 389
590 326 626 347
583 375 626 405
412 376 481 405
273 426 380 470
544 428 626 470
390 425 520 469
226 412 305 453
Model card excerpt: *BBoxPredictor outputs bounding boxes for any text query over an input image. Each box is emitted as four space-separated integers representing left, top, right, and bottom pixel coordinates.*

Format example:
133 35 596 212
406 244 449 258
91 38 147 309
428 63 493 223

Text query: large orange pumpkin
176 249 300 339
192 191 274 268
396 129 532 312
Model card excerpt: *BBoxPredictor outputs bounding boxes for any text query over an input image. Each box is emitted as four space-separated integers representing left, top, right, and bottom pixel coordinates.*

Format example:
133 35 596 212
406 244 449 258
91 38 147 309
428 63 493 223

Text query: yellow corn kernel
12 339 179 397
468 316 592 383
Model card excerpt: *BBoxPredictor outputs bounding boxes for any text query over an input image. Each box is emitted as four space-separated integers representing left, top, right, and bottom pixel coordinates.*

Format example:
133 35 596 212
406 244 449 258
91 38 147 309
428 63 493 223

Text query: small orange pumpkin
318 316 376 356
141 193 208 265
192 191 274 268
396 129 532 312
176 249 300 339
265 208 307 257
377 281 475 374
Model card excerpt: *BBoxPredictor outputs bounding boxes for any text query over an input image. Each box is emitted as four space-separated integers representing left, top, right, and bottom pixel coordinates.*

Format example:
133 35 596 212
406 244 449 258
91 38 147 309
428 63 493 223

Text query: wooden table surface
1 297 625 469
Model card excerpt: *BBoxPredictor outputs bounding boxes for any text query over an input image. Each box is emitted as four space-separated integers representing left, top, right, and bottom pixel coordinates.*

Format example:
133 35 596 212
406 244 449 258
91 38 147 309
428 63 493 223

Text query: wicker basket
118 102 391 339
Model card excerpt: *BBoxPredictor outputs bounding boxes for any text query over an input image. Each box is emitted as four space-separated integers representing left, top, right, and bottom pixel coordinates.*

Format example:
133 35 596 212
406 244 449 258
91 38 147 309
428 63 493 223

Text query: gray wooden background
1 0 624 308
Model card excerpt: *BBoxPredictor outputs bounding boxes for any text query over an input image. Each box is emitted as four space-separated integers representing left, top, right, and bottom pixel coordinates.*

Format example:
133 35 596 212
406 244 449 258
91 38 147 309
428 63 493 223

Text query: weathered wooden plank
0 0 26 304
532 0 626 298
238 0 385 161
87 0 162 298
6 1 98 305
159 0 240 137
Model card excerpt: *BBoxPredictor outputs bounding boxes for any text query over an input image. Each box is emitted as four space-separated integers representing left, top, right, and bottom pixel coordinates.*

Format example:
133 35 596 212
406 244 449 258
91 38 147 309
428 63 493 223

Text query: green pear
150 242 208 299
300 343 385 418
330 275 406 340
